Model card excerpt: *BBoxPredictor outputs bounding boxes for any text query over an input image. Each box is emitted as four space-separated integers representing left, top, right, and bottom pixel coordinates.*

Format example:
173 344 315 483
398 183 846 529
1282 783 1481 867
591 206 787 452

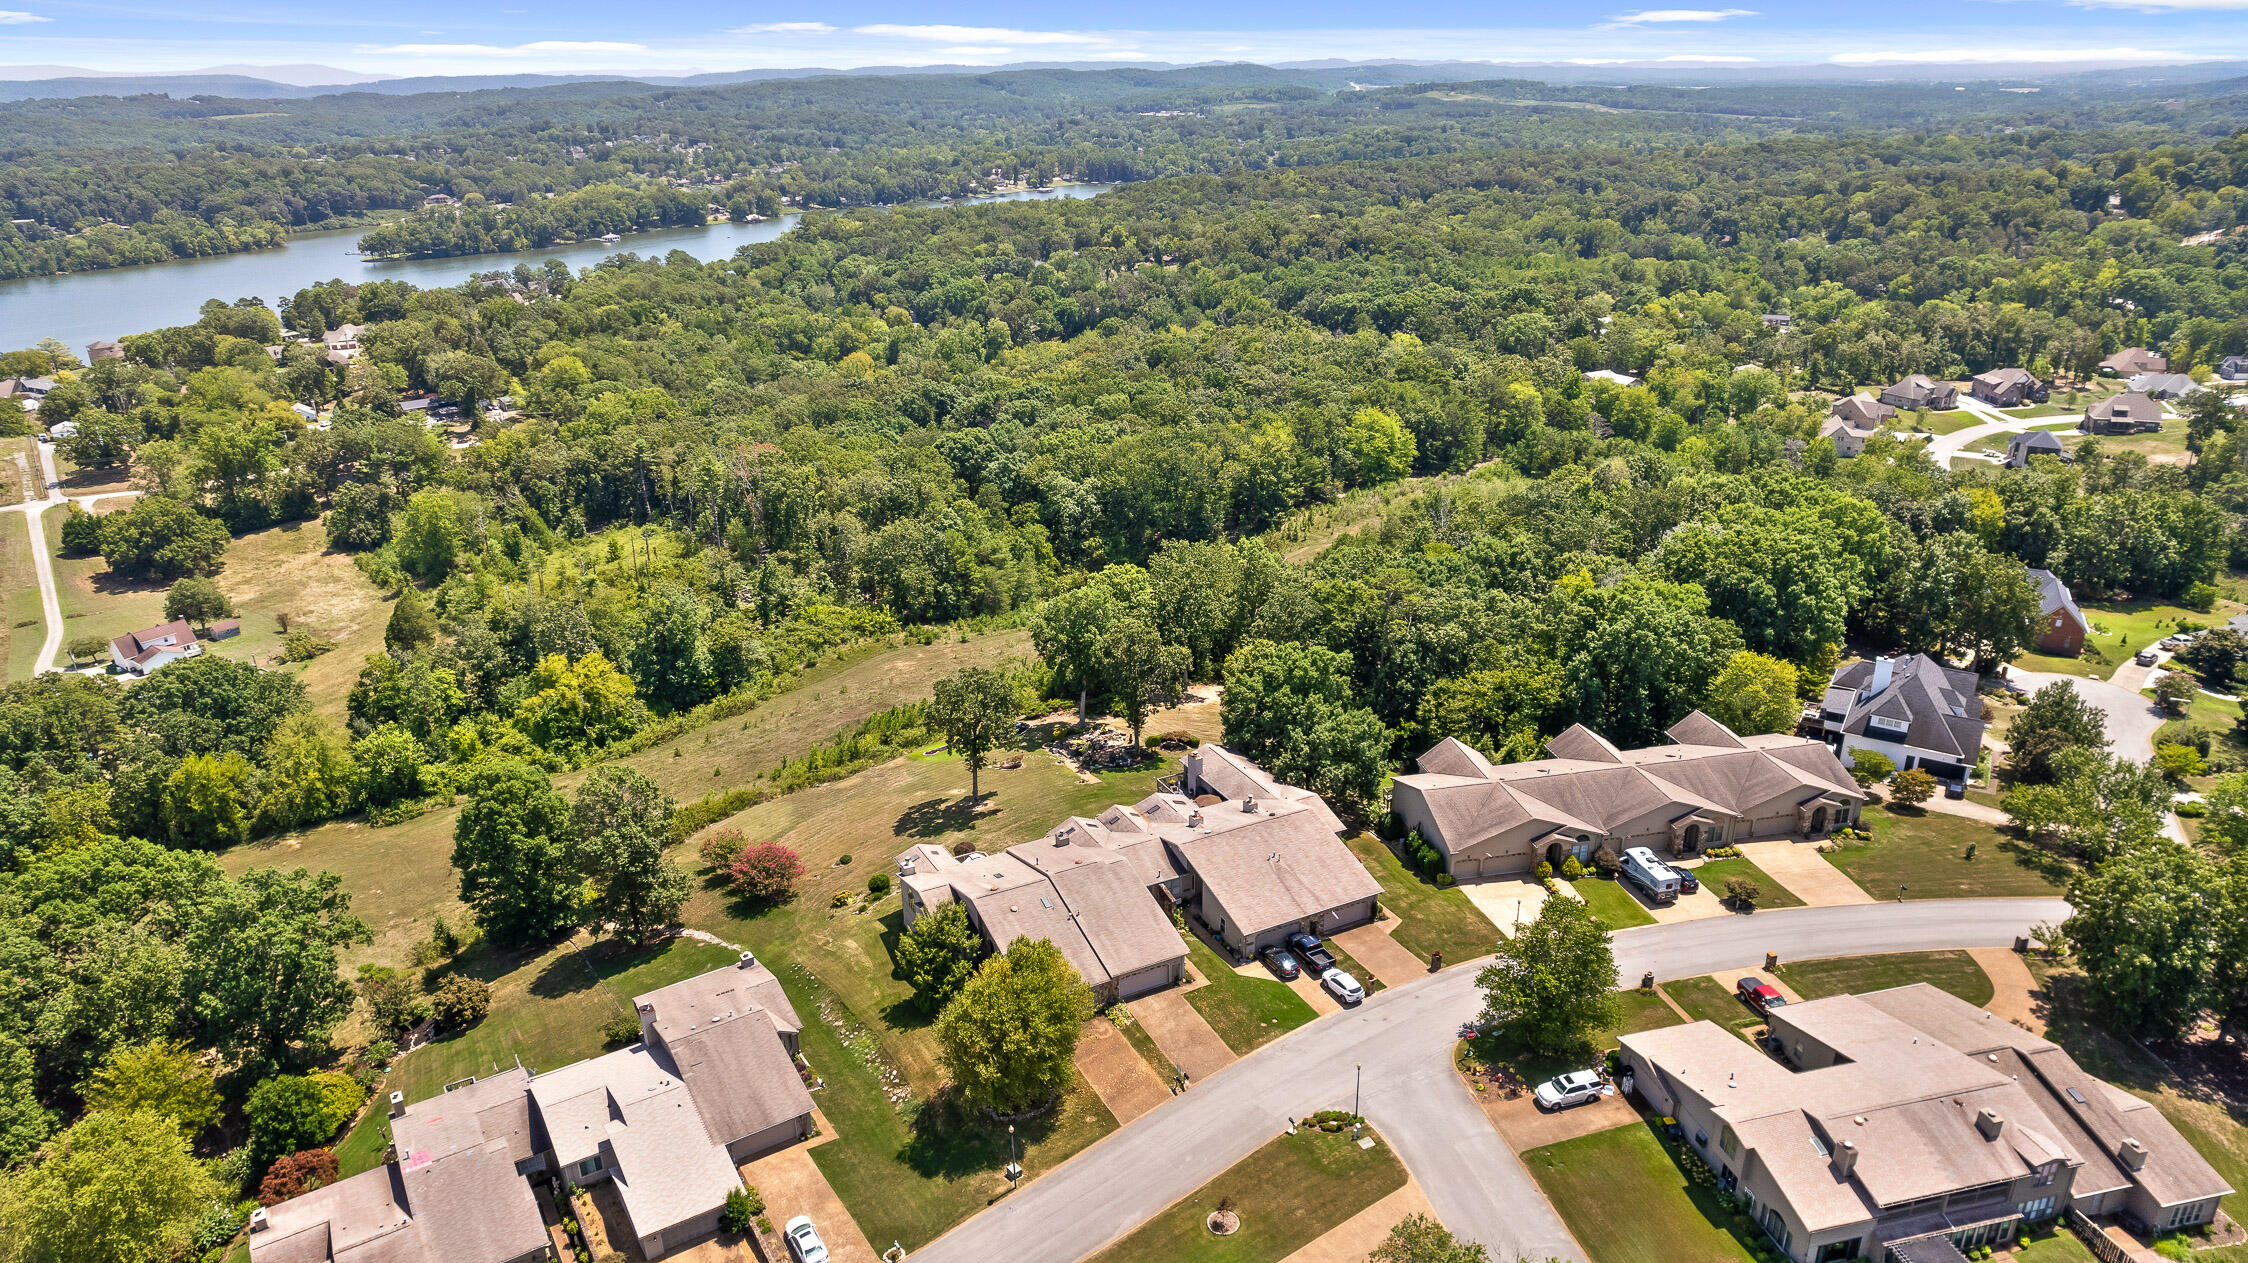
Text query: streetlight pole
1005 1123 1022 1190
1353 1064 1363 1141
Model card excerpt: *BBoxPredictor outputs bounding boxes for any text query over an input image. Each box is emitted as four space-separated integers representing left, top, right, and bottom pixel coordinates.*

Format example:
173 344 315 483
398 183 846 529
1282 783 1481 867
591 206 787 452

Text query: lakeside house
1620 984 2230 1263
1388 713 1864 880
250 955 814 1263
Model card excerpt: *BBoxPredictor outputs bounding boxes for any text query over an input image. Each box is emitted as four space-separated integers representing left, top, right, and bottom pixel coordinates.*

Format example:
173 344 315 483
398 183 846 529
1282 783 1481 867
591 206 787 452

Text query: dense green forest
5 63 2248 275
7 64 2248 1262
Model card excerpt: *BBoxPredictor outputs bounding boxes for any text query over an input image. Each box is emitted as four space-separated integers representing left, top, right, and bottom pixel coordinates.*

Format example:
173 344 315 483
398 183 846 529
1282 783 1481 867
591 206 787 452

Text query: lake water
0 184 1115 350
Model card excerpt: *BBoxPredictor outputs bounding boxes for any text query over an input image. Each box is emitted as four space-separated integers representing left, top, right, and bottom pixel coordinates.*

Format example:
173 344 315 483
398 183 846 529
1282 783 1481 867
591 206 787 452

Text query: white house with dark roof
110 618 200 674
1389 713 1865 880
252 955 813 1263
1620 984 2229 1263
1819 654 1987 783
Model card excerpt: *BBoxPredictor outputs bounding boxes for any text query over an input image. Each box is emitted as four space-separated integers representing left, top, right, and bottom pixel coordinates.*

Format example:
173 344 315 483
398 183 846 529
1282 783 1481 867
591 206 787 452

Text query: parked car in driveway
1736 976 1786 1016
1288 932 1337 972
784 1217 829 1263
1320 967 1364 1005
1533 1069 1606 1111
1676 867 1700 895
1260 946 1301 980
1943 781 1966 799
2137 649 2159 666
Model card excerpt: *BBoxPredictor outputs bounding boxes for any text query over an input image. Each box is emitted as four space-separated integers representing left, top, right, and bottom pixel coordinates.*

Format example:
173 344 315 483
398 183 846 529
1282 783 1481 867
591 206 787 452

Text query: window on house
1694 1130 1708 1149
2034 1163 2056 1187
2020 1197 2056 1220
1720 1126 1740 1159
577 1155 605 1177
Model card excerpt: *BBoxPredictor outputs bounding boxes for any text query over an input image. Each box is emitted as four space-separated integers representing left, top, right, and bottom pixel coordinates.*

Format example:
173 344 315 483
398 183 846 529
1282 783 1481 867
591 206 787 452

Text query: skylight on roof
2066 1087 2087 1104
1039 897 1052 909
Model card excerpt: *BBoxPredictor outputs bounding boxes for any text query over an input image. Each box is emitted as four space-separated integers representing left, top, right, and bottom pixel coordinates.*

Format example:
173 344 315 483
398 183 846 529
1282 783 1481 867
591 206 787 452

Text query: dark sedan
1260 946 1302 980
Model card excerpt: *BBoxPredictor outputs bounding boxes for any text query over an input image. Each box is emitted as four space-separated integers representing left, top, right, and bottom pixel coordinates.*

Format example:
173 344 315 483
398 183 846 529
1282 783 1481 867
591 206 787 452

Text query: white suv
1320 968 1365 1005
1533 1069 1605 1111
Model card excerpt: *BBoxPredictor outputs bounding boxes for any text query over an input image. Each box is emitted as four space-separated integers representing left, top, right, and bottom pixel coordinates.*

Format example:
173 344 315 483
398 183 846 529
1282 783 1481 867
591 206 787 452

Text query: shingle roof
391 1066 538 1169
1394 713 1862 858
250 1138 548 1263
635 955 801 1044
1828 394 1895 429
2102 348 2166 374
1826 655 1985 760
659 1008 813 1147
110 617 197 668
2088 391 2163 423
527 1044 741 1242
1167 803 1383 939
1976 367 2041 388
2128 373 2200 399
1882 374 1954 407
2025 569 2085 632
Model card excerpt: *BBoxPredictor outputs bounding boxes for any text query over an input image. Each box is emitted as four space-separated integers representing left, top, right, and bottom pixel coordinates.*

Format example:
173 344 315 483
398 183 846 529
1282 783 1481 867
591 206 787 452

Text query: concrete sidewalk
1733 840 1873 906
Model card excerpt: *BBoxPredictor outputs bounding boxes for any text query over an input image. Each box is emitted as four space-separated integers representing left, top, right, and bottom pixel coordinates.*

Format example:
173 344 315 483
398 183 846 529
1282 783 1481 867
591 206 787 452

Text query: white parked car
1533 1069 1606 1111
1320 967 1365 1005
784 1215 829 1263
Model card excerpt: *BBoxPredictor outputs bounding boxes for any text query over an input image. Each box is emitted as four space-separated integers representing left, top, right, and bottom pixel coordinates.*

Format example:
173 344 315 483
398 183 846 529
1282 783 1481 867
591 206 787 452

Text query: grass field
0 512 41 678
0 436 33 507
2065 421 2192 461
1825 804 2070 901
1523 1123 1757 1263
1183 932 1319 1055
219 629 1031 966
1774 950 1994 1007
1088 1125 1406 1263
1659 976 1761 1037
2082 600 2244 666
1688 857 1805 910
1915 410 1982 434
1345 836 1503 962
1567 874 1658 928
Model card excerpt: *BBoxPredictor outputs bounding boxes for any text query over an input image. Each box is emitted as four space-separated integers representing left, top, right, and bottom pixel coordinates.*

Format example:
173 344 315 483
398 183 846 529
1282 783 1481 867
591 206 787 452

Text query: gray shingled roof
658 1008 813 1147
2025 569 2085 631
1826 655 1985 761
2089 391 2164 423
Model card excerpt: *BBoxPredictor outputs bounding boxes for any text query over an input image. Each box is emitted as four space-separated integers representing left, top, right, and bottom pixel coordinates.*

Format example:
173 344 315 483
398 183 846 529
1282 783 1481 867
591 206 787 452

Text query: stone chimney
388 1090 405 1120
1831 1139 1858 1178
1975 1108 2004 1140
738 950 757 969
2120 1138 2149 1171
249 1207 270 1233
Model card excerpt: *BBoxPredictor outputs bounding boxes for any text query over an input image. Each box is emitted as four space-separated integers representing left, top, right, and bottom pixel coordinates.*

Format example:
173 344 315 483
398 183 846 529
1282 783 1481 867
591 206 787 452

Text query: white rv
1620 846 1681 905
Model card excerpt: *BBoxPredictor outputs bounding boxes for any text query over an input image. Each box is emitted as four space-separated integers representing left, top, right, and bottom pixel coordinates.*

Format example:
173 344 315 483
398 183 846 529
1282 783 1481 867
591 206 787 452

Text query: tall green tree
896 902 984 1014
82 1040 219 1138
450 759 581 946
0 1109 221 1263
1029 565 1153 723
1474 893 1616 1054
1702 651 1800 737
160 575 233 628
2063 844 2217 1040
384 586 437 654
1099 617 1191 744
1220 639 1388 805
570 766 688 941
928 666 1018 800
2008 682 2109 784
935 936 1095 1115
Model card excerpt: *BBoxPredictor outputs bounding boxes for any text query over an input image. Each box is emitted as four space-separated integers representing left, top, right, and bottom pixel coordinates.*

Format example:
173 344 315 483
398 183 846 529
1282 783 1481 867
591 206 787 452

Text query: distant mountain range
0 56 2238 103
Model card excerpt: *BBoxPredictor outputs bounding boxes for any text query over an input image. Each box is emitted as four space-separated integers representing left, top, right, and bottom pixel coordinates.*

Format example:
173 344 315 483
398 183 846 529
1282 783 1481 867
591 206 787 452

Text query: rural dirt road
3 438 64 675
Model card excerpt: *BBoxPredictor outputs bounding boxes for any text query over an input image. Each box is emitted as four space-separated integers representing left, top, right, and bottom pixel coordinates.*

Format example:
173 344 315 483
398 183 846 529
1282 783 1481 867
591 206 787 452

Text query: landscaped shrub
1591 850 1621 877
187 1197 249 1252
1435 872 1456 888
727 843 805 902
430 976 491 1030
698 827 747 870
720 1186 764 1233
867 872 892 896
1307 1109 1363 1132
1560 855 1586 880
2179 800 2209 818
1535 861 1553 880
1723 876 1762 909
256 1148 339 1205
830 891 851 907
601 1014 643 1048
1702 845 1742 859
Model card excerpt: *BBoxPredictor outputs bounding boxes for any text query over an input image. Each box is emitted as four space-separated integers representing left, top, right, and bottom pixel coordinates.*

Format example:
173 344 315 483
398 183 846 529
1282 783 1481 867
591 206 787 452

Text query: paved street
909 898 2067 1263
2003 666 2168 763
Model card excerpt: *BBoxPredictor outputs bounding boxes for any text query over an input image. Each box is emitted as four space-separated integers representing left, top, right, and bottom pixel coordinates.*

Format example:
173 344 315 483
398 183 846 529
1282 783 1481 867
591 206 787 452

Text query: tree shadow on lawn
898 1088 1067 1185
895 795 1001 840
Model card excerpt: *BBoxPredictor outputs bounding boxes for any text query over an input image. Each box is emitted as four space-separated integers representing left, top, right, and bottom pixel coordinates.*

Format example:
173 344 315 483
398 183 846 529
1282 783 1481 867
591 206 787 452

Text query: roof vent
1975 1108 2004 1140
898 855 917 877
1188 811 1203 828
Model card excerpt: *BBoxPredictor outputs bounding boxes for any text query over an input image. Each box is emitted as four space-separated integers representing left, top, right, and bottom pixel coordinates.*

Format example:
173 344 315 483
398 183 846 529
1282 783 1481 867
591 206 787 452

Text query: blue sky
0 0 2244 79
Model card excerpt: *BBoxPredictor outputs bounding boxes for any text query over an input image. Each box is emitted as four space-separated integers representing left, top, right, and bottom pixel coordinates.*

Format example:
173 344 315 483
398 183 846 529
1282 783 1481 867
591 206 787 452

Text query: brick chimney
2120 1138 2149 1171
1975 1108 2004 1140
1831 1139 1858 1178
388 1090 405 1120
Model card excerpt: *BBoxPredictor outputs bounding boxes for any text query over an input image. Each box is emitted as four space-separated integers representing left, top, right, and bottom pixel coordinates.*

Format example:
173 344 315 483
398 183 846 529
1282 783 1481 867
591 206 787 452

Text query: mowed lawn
674 746 1181 1249
1524 1123 1756 1263
1688 856 1804 910
1466 987 1684 1083
1825 804 2070 901
1659 975 1760 1037
1183 930 1318 1055
335 934 740 1175
1 511 42 678
218 629 1029 966
1567 874 1657 928
1775 950 1994 1007
1345 836 1504 962
1087 1126 1406 1263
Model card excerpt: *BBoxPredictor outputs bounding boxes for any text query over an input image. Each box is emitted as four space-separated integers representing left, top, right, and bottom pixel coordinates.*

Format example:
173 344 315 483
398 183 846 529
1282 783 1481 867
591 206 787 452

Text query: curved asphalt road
908 897 2069 1263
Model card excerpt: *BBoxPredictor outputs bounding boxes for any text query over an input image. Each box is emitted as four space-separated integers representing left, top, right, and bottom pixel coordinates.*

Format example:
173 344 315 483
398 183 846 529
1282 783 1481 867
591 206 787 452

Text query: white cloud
1607 8 1756 22
2065 0 2248 7
0 10 50 22
1830 45 2206 62
370 39 648 58
853 24 1109 46
728 22 836 34
1658 53 1757 60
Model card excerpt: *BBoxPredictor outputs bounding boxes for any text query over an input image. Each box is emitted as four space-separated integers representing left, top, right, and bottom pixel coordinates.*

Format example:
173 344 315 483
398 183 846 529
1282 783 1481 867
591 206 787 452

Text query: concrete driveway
2003 666 2169 763
906 898 2067 1263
